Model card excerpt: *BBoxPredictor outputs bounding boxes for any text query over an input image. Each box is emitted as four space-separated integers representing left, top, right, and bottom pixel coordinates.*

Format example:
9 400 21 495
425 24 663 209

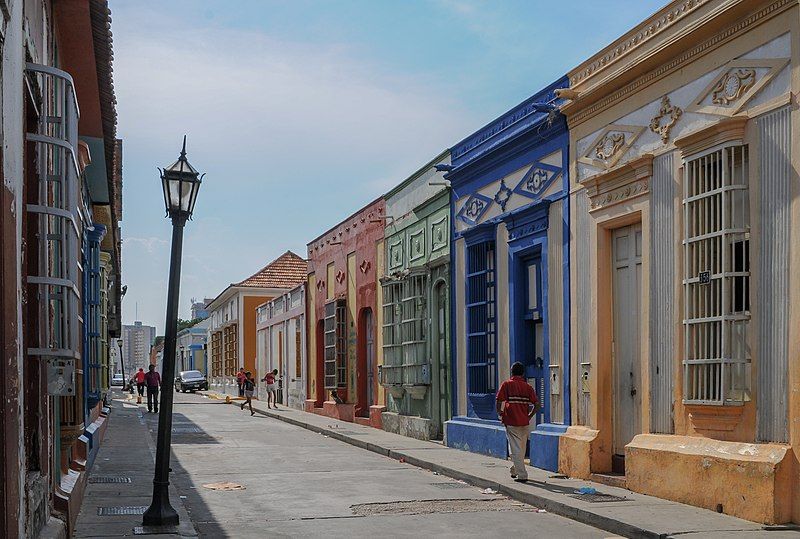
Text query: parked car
111 373 124 387
175 370 208 392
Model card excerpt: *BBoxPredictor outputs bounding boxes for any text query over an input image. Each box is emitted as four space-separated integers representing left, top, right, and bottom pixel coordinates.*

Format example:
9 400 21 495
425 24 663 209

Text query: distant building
256 284 306 409
177 318 211 374
190 298 214 320
122 321 156 374
207 251 307 396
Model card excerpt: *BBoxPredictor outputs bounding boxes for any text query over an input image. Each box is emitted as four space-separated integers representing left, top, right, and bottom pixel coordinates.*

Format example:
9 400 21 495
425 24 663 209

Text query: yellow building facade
559 0 799 524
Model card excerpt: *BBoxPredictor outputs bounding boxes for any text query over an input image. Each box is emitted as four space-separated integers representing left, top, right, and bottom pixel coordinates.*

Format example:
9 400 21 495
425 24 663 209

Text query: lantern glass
161 137 202 218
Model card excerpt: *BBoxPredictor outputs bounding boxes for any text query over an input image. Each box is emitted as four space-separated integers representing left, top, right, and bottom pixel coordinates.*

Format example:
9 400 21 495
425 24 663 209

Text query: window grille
211 331 222 376
223 324 237 376
402 273 428 386
324 299 347 389
381 281 403 386
683 144 750 405
466 241 497 405
25 63 82 360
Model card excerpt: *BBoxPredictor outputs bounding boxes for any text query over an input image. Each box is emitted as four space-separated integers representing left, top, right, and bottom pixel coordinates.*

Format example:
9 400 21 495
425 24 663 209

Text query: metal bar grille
466 240 497 417
683 144 750 405
380 281 403 386
323 300 337 389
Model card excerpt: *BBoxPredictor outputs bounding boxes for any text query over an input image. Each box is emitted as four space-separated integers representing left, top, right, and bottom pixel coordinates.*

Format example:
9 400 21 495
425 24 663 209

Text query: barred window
683 144 750 405
381 281 403 386
466 241 497 404
324 300 347 389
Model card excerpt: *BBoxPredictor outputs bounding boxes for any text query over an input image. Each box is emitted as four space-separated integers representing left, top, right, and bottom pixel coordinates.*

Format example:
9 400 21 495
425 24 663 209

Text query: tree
176 318 203 332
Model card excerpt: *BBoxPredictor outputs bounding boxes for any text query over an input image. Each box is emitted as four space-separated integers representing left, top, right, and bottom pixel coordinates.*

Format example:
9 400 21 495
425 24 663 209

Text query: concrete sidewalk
73 390 198 538
203 391 797 539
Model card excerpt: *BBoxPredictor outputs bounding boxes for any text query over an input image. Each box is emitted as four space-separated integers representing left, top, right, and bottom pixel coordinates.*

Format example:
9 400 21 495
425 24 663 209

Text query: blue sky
112 0 665 333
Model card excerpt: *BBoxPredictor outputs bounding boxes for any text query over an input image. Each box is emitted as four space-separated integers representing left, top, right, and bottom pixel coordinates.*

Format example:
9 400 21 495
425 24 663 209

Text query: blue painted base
529 423 567 472
445 416 508 459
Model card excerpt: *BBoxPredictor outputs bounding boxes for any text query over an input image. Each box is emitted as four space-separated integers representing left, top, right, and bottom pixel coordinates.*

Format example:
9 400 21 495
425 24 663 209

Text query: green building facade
380 151 451 440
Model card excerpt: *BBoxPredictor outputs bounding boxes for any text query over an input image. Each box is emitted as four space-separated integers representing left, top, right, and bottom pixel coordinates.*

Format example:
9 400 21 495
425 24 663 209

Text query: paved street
146 391 608 538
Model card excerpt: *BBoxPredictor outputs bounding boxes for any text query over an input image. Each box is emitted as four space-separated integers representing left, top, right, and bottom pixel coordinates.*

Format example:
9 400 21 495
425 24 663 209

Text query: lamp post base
142 481 179 526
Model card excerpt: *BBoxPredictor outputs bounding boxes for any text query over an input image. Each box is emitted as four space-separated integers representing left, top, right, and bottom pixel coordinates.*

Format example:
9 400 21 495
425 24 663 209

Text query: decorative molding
687 57 789 116
456 192 492 226
388 238 404 270
504 203 550 242
359 260 371 274
430 215 448 253
579 124 646 171
408 227 425 262
335 270 345 284
493 179 513 211
569 0 712 89
649 95 683 143
513 162 562 200
673 115 747 155
581 154 654 212
564 0 793 127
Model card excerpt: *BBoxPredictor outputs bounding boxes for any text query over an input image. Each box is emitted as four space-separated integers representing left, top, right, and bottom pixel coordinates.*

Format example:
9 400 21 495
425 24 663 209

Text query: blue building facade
445 78 570 471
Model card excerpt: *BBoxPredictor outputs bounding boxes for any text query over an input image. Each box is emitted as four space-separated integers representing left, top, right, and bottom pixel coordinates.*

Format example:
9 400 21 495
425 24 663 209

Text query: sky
112 0 665 333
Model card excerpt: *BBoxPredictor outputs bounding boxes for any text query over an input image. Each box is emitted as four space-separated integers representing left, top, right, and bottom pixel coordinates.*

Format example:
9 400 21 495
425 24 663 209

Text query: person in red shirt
134 368 146 399
261 369 278 409
496 362 540 482
236 368 247 397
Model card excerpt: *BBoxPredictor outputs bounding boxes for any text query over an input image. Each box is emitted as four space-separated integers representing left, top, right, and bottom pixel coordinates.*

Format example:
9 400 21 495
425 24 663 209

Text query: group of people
121 361 536 482
236 367 279 416
130 365 162 413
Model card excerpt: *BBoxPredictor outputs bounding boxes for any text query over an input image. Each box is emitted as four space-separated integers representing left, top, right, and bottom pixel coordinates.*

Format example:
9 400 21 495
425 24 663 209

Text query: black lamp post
143 136 203 527
117 338 125 390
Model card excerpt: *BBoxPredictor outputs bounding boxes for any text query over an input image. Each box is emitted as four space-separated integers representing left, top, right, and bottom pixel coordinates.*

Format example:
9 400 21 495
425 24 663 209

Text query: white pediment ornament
578 124 646 171
687 58 789 116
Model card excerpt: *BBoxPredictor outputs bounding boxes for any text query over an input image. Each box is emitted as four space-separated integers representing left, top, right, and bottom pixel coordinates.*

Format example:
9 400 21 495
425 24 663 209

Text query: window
683 144 750 405
401 273 428 385
223 324 237 376
211 331 222 376
381 281 403 386
324 299 347 389
466 241 497 405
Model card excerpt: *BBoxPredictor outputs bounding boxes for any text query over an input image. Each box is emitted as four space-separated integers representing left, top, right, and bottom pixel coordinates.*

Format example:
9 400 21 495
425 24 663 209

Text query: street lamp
143 136 203 527
117 338 125 390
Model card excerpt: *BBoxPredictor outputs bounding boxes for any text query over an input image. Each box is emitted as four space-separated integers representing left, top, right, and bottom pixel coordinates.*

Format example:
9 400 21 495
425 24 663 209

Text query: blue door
522 257 546 425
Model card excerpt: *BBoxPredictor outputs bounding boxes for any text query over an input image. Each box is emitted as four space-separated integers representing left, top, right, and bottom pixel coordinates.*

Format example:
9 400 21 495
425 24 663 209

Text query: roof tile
235 251 307 289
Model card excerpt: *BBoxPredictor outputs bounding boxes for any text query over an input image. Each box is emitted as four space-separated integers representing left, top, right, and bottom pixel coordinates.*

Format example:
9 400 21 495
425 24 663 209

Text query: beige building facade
559 0 799 524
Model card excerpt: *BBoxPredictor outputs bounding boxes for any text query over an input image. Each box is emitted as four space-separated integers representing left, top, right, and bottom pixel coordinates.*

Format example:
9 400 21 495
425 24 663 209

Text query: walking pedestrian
240 371 256 416
135 367 146 403
262 369 279 409
496 362 540 482
144 364 161 414
236 367 247 398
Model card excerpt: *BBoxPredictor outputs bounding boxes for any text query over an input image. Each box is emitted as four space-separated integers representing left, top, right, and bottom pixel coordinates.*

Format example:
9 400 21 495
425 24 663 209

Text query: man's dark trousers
147 386 159 412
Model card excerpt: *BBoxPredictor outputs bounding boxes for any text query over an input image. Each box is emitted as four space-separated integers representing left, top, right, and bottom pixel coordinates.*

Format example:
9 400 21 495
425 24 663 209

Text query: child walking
262 369 279 409
240 371 256 416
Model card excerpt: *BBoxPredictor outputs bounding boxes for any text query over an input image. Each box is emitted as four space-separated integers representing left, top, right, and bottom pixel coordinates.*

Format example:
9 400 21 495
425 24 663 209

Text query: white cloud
124 236 169 254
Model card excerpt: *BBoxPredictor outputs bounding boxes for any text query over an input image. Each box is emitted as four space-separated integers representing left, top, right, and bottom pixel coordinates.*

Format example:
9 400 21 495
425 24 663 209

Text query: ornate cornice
581 154 654 212
673 115 747 155
569 0 714 89
563 0 792 127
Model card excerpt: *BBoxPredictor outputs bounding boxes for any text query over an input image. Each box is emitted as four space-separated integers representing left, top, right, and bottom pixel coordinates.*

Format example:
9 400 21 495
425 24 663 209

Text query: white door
612 224 643 464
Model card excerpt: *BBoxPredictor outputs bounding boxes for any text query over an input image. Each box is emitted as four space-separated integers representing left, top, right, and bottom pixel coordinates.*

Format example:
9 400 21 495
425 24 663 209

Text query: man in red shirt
144 364 162 413
496 362 540 482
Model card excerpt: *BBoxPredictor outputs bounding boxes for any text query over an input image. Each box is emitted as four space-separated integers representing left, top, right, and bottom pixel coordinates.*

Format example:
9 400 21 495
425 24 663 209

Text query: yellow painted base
558 426 600 479
626 434 793 524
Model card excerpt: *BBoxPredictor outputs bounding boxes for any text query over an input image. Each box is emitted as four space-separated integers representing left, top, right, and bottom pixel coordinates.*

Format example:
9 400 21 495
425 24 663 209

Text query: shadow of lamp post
143 136 204 526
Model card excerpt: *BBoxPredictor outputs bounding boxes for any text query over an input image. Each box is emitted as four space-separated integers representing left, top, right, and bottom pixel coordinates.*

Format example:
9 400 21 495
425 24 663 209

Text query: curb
216 396 662 539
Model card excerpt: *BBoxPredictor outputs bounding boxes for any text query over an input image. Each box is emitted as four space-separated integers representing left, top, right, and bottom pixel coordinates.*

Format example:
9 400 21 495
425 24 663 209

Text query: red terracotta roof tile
235 251 307 289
